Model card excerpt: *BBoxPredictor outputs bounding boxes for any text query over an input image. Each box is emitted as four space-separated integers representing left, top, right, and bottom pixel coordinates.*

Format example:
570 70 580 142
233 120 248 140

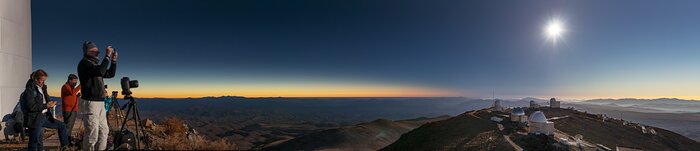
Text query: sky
31 0 700 99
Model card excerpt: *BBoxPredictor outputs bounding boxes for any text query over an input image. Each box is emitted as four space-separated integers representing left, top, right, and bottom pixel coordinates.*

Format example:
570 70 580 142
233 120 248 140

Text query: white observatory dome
529 111 548 123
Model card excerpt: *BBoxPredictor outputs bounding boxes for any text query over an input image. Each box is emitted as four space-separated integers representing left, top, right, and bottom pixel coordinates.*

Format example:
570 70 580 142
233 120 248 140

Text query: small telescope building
510 107 527 123
550 98 560 108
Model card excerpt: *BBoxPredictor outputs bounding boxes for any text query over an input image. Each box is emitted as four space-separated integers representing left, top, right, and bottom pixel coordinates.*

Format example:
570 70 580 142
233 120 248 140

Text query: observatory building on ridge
493 99 504 112
529 100 540 108
528 111 554 135
510 107 527 123
549 98 560 108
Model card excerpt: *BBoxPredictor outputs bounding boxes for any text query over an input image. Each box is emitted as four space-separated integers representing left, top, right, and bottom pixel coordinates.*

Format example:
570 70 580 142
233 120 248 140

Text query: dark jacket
21 79 50 128
77 56 116 101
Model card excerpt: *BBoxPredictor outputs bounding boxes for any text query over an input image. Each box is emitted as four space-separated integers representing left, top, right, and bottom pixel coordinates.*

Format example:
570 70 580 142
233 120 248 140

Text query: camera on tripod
114 77 151 149
121 77 139 97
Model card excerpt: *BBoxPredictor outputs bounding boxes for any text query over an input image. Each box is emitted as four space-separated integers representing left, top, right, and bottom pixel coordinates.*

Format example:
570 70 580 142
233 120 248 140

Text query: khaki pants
81 99 109 151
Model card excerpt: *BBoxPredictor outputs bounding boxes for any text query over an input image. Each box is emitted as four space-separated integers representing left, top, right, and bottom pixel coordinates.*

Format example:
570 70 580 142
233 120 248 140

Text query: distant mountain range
577 98 700 113
478 97 700 113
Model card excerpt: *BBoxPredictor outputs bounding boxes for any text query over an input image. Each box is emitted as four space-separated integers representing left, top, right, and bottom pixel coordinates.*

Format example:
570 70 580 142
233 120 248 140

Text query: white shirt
35 85 48 114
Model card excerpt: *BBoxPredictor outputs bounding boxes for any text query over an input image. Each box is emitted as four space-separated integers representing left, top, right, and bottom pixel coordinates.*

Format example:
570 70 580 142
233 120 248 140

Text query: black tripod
117 95 151 150
109 91 123 128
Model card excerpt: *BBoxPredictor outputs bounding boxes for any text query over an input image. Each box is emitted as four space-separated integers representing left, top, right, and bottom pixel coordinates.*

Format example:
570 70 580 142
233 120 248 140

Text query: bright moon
544 18 565 44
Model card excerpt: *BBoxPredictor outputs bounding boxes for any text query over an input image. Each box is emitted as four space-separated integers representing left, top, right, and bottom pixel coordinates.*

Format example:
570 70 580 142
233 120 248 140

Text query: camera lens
129 80 139 88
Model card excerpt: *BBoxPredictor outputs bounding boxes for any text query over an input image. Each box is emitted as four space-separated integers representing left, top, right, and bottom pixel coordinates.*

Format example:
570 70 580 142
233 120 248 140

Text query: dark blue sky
32 0 700 99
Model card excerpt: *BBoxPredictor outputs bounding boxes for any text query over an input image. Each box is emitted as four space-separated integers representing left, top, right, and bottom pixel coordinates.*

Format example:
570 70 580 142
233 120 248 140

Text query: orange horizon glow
47 91 463 99
47 84 466 99
47 87 700 100
44 81 700 100
118 88 463 98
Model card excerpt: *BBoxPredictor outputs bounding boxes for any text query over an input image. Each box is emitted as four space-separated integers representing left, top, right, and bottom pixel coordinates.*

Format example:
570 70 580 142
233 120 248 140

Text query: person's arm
74 85 82 95
22 87 45 112
43 85 51 102
61 84 71 97
44 85 56 108
104 61 117 78
79 57 111 77
97 57 111 76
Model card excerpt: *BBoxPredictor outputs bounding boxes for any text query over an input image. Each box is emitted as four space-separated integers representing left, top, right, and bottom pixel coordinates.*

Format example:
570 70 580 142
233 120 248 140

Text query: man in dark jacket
22 69 69 151
77 41 117 150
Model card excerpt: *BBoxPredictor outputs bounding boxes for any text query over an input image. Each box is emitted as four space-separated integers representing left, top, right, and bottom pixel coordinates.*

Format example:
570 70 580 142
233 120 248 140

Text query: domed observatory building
493 99 504 112
510 107 527 123
528 111 554 135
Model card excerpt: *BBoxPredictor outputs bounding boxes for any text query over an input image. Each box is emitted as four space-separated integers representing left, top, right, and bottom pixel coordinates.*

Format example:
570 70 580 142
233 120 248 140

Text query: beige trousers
81 99 109 151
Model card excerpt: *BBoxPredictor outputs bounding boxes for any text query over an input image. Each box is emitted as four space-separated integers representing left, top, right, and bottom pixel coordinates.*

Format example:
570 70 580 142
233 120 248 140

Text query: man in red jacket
61 74 80 139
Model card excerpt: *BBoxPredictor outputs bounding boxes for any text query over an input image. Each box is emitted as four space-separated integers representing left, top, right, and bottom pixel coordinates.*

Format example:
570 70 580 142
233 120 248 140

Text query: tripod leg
115 97 149 150
112 101 126 129
122 101 141 150
132 105 140 148
115 103 133 150
129 98 143 150
133 105 150 148
110 101 124 129
119 103 132 132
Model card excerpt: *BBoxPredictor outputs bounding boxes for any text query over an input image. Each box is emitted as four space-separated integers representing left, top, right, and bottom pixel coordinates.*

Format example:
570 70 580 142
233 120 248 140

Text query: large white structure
528 111 554 135
0 0 32 138
550 98 560 108
493 99 504 112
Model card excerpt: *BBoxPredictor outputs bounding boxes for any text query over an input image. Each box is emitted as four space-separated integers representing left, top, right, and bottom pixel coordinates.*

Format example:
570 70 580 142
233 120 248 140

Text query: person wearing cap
77 41 117 150
60 74 80 141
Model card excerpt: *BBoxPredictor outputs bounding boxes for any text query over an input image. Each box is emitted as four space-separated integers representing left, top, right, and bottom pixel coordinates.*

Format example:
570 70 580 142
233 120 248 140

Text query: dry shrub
151 134 234 150
161 117 187 136
150 117 235 150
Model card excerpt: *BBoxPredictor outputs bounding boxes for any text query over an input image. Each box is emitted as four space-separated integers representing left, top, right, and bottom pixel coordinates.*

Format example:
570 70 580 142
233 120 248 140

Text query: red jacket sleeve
61 84 71 97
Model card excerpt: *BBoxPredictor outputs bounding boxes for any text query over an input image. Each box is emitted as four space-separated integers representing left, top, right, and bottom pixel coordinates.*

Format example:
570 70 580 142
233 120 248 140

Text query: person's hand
112 50 118 62
106 45 114 57
47 101 57 108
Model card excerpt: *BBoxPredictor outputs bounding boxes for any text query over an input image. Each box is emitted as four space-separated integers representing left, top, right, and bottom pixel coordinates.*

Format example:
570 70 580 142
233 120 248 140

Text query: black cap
68 74 78 80
82 41 97 54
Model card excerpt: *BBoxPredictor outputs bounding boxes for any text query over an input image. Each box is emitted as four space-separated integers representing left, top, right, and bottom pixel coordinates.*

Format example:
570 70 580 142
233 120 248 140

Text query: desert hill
264 115 450 151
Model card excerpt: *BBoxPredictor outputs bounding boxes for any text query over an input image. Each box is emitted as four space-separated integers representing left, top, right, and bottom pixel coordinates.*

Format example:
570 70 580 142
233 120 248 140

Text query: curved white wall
0 0 32 129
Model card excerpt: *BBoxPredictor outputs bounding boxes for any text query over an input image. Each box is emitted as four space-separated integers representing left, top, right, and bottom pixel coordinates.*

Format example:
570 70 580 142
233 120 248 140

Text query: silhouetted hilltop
382 109 513 151
263 115 450 151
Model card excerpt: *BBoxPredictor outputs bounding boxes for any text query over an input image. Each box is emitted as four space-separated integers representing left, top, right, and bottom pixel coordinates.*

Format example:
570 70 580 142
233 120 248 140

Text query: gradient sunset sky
31 0 700 99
